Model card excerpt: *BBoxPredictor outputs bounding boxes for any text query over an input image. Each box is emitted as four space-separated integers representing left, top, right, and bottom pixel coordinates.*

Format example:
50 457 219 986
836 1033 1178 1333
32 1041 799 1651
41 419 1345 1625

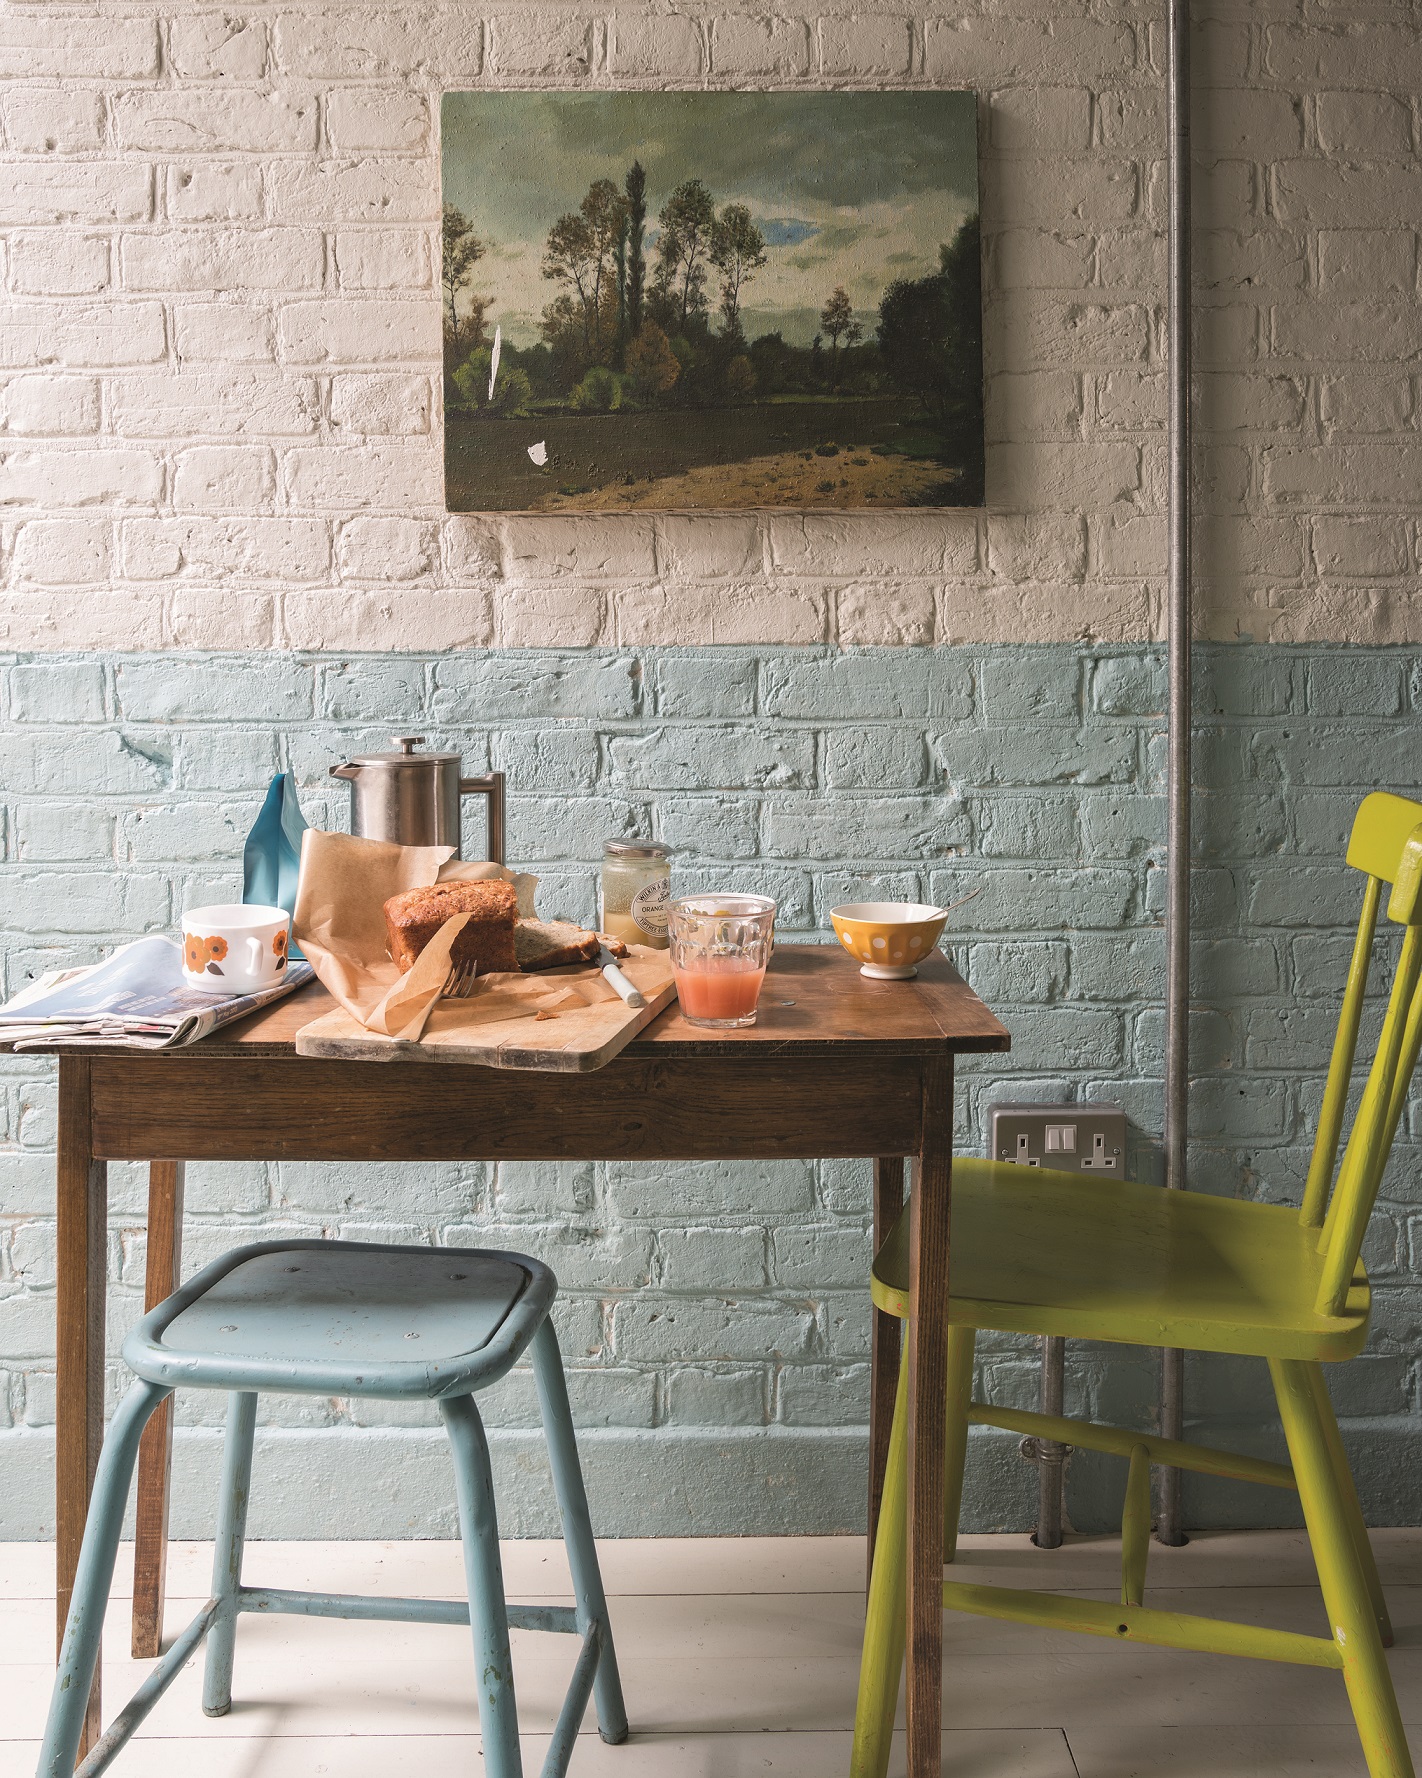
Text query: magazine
0 935 314 1050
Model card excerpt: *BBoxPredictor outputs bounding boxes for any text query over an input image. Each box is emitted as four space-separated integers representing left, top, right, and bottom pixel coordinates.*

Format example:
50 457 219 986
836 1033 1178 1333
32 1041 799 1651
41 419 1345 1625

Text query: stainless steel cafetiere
330 737 506 862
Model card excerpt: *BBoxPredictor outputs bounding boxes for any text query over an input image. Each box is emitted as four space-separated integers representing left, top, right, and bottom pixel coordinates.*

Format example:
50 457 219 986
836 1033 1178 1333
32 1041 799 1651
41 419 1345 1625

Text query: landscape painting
440 91 983 512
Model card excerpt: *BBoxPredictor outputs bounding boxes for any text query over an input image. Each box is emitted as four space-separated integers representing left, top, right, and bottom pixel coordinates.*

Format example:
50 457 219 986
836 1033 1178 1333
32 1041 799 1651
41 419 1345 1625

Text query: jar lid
603 838 672 859
343 735 462 769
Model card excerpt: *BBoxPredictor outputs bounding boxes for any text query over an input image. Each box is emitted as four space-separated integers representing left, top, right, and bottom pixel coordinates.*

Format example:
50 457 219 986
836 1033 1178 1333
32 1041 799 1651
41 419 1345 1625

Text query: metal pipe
1032 1335 1067 1549
1158 0 1192 1547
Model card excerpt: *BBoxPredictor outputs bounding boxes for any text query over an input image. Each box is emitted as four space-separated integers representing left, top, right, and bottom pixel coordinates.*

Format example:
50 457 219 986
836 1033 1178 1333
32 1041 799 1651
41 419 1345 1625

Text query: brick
325 90 430 152
117 657 311 722
987 514 1087 583
11 518 109 584
174 305 276 365
605 1160 813 1218
1081 792 1165 858
15 804 112 862
660 1226 766 1291
0 89 104 154
7 164 152 226
924 18 1133 85
123 229 324 293
281 299 440 366
823 726 928 790
1097 89 1163 151
992 232 1094 293
274 11 483 78
331 373 432 437
433 654 637 721
990 297 1152 372
1306 652 1407 717
612 1297 813 1364
0 301 165 370
765 795 967 861
336 515 437 582
761 652 968 721
978 794 1079 860
1196 90 1302 156
608 14 704 78
989 87 1091 155
9 660 106 721
650 655 755 719
933 724 1137 786
501 583 608 648
836 583 936 648
267 160 435 225
491 726 599 792
767 512 966 579
283 444 442 511
120 516 329 583
978 654 1080 722
664 1368 766 1427
166 163 264 223
168 15 267 79
0 17 158 78
1312 518 1410 580
1090 653 1165 716
990 442 1141 509
988 370 1083 441
609 725 814 791
172 445 274 510
110 372 319 439
967 938 1069 1003
1196 229 1307 293
1320 375 1413 435
490 14 594 75
0 449 162 508
0 376 100 437
1199 373 1308 434
819 15 913 76
656 514 761 581
1274 162 1422 230
7 234 109 296
334 232 430 291
1266 22 1420 86
710 15 811 76
1264 443 1422 507
116 89 314 154
1318 92 1414 159
985 160 1138 230
283 586 492 652
655 795 759 859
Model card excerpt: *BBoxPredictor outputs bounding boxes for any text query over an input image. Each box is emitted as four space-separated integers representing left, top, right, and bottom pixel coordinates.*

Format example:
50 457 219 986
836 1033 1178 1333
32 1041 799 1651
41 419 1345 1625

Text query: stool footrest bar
74 1600 219 1778
940 1580 1343 1669
238 1587 579 1636
541 1624 603 1778
969 1404 1297 1490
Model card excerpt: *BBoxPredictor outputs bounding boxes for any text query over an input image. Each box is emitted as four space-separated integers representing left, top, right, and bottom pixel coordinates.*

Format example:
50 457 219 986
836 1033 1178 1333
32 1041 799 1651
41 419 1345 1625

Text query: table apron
88 1052 927 1162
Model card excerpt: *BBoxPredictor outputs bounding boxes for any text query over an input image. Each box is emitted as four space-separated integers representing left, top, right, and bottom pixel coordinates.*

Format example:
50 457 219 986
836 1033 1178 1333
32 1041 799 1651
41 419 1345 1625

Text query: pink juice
673 954 767 1022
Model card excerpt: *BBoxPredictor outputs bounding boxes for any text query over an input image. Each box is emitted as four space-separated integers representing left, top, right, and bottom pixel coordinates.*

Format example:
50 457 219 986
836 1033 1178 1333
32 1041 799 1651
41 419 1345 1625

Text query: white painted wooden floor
6 1530 1422 1776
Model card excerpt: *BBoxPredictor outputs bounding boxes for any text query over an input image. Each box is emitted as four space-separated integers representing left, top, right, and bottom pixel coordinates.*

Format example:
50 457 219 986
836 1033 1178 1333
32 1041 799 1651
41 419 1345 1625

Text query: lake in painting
440 91 983 512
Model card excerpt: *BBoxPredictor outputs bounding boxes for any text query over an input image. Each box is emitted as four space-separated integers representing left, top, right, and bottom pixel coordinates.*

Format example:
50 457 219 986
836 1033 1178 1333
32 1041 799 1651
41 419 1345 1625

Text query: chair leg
531 1319 629 1746
441 1393 524 1778
1307 1363 1393 1646
1272 1358 1414 1778
38 1379 171 1778
943 1325 976 1563
202 1390 257 1718
851 1347 909 1778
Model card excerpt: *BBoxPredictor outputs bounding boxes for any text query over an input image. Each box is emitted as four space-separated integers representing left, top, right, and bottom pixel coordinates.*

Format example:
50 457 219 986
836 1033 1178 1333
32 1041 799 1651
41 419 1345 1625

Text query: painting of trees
440 90 983 510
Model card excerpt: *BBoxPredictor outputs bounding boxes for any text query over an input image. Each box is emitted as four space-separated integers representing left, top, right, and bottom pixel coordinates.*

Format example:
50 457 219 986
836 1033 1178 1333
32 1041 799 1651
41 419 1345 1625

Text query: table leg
56 1056 107 1758
906 1056 952 1778
867 1155 904 1587
132 1161 186 1659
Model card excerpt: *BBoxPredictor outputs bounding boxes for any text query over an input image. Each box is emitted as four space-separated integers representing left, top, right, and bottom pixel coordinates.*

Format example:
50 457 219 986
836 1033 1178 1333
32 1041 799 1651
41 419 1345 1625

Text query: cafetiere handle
459 772 506 865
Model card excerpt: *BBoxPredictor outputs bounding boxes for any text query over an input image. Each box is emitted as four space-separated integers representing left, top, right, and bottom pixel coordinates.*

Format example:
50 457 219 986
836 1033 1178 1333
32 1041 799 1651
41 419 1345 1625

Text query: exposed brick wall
2 643 1421 1537
3 2 1422 1537
2 4 1421 647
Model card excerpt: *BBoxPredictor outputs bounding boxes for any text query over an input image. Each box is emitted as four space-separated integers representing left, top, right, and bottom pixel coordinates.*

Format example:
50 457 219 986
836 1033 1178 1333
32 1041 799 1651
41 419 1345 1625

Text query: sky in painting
440 91 979 349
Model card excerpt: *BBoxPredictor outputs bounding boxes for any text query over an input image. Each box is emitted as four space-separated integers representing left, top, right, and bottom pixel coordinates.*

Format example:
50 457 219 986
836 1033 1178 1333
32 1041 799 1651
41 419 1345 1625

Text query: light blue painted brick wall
2 641 1420 1538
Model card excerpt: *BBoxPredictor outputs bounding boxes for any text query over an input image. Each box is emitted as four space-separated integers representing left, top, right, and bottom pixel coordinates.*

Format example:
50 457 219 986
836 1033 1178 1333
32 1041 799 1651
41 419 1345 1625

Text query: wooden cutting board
293 950 677 1072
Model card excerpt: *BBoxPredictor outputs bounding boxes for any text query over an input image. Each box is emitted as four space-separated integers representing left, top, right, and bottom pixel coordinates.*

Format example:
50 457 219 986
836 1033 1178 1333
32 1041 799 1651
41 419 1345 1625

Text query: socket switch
990 1103 1127 1176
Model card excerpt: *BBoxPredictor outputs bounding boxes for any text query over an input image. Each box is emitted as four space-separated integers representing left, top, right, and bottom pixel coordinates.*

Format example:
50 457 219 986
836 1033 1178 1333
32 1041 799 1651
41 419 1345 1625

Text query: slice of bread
516 920 629 972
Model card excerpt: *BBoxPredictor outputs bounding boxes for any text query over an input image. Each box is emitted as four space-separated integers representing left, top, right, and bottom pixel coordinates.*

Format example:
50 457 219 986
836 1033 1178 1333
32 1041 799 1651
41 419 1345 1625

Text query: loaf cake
515 919 629 972
383 879 519 974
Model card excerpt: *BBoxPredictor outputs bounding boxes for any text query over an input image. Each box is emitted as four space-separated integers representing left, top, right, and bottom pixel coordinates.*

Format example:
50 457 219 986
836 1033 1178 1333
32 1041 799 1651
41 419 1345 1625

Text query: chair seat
123 1240 557 1398
870 1161 1371 1361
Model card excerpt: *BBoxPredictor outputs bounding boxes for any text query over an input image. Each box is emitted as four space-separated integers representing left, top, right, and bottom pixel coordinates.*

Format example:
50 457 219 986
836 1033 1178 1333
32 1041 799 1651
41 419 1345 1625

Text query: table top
31 945 1009 1064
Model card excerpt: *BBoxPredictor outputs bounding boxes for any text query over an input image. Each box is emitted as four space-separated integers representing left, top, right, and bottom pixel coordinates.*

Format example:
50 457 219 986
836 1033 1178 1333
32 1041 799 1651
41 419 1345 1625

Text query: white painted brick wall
0 3 1418 650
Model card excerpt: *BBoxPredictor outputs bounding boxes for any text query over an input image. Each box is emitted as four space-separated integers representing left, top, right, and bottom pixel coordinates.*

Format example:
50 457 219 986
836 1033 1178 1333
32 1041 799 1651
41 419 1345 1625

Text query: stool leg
531 1319 629 1745
38 1379 171 1778
203 1390 257 1718
440 1393 524 1778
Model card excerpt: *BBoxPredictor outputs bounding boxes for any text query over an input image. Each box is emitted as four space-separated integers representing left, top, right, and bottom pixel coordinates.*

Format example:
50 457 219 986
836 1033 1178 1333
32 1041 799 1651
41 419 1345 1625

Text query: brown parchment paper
290 828 581 1042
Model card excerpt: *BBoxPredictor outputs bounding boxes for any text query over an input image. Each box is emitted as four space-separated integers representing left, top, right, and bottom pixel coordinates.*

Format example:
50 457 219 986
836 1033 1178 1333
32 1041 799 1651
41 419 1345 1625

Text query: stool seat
124 1240 556 1400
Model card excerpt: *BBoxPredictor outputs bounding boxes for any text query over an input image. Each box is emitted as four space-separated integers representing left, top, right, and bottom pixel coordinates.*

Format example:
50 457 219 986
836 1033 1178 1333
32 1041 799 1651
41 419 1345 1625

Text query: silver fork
442 960 480 999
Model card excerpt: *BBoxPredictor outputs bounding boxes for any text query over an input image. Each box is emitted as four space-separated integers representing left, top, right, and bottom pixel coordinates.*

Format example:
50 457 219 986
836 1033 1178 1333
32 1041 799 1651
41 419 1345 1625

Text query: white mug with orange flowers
181 903 291 995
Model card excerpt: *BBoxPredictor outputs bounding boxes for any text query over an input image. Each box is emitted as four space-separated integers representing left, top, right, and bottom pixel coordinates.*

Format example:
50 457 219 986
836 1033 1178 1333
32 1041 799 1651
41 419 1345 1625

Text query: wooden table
45 945 1007 1776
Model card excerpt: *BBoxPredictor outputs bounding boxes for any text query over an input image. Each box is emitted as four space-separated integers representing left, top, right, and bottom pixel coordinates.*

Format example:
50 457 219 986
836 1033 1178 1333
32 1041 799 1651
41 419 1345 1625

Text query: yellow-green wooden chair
853 790 1422 1778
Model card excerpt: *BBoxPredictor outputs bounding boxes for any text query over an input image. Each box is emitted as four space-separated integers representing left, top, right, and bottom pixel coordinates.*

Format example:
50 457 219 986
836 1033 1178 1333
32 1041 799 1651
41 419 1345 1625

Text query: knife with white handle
598 942 646 1009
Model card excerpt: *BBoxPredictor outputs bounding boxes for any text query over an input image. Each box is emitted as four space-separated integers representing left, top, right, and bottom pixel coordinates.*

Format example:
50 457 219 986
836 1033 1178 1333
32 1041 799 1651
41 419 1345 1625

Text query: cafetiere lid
340 735 462 769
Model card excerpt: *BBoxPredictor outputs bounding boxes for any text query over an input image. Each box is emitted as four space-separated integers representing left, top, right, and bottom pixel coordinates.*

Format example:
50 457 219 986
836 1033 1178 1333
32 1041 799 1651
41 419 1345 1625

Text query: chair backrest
1301 792 1422 1317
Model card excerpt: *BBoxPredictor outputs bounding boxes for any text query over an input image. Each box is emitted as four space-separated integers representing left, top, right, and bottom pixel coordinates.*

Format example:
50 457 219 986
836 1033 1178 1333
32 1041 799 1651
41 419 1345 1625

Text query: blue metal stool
38 1239 628 1778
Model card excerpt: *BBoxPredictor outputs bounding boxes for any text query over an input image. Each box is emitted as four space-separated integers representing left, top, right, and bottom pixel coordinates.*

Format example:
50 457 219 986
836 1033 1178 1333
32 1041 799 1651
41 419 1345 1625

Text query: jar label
631 877 670 937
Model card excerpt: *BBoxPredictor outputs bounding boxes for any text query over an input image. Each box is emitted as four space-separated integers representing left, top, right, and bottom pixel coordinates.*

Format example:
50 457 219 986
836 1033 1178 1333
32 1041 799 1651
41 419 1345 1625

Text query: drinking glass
667 895 776 1029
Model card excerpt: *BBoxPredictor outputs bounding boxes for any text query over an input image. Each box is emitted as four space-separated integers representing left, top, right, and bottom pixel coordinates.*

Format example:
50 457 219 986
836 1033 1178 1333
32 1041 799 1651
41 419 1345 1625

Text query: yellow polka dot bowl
829 901 949 980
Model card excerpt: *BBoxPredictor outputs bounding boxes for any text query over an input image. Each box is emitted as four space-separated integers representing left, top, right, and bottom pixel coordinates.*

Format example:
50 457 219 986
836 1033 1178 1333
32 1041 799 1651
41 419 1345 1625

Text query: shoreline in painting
441 92 984 513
